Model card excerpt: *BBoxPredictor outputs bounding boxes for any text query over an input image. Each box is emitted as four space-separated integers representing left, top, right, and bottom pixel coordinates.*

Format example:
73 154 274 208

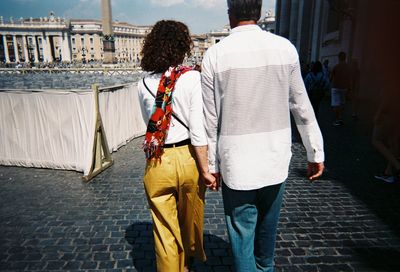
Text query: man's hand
210 172 221 191
307 162 324 181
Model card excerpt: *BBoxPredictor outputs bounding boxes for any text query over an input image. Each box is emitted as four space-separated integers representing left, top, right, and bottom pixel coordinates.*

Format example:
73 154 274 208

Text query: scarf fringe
143 140 163 161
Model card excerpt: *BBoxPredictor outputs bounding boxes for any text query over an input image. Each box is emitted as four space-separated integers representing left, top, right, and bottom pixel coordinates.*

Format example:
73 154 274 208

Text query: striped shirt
201 24 324 190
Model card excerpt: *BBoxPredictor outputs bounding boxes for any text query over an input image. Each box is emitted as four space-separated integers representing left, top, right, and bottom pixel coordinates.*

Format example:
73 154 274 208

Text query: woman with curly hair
137 20 216 272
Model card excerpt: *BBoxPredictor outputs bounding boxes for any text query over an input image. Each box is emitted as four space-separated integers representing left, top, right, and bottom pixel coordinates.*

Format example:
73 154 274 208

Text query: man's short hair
227 0 262 21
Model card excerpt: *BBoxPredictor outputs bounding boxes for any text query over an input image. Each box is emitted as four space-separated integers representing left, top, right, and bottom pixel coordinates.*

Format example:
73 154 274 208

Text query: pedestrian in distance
200 0 325 271
137 20 216 272
323 59 331 80
372 93 400 183
304 61 331 118
330 51 352 126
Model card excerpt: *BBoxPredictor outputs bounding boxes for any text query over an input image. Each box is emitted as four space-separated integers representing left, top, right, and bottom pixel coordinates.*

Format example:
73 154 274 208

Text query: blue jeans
222 182 286 272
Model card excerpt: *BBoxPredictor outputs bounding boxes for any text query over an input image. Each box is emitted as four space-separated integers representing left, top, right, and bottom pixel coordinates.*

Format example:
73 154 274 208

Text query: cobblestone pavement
1 100 400 272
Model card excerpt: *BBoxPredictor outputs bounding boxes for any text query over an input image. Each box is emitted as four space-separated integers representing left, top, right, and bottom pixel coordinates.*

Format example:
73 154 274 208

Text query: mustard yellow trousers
144 145 206 272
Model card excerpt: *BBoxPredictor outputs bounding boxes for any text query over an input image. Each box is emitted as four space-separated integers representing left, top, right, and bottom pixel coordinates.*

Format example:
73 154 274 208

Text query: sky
0 0 276 34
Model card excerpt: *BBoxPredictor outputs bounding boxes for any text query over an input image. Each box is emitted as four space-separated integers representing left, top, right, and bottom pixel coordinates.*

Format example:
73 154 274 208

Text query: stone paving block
81 261 98 269
25 261 47 270
62 261 82 270
116 259 133 268
74 252 92 261
45 260 66 270
297 264 319 272
98 260 116 269
278 266 303 272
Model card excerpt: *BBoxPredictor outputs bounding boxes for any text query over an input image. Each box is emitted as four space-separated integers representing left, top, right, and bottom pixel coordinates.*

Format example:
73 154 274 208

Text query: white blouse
137 70 207 147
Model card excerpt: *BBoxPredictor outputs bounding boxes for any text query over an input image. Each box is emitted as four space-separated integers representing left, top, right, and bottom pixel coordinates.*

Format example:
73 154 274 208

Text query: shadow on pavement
125 222 155 271
353 247 400 271
125 222 232 271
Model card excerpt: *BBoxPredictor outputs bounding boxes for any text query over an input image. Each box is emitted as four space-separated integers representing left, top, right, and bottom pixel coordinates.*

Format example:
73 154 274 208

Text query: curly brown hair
140 20 193 73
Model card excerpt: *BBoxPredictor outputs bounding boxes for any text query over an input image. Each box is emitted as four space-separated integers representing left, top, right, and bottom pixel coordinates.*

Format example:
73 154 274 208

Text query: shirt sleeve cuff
190 139 208 147
306 151 325 163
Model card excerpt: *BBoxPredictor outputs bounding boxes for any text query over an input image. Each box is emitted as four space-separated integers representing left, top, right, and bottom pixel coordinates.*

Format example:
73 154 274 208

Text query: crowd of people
0 59 141 69
0 60 102 69
301 53 399 185
301 52 358 126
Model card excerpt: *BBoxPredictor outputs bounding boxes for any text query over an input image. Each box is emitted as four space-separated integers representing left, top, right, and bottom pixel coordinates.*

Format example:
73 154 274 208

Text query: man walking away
200 0 325 271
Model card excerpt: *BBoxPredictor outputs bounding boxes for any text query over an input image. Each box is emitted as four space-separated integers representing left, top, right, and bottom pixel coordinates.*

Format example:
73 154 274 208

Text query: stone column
102 0 115 63
48 35 55 62
278 0 291 38
61 32 72 62
288 0 300 46
295 0 304 49
45 34 53 62
13 35 20 62
297 0 314 64
22 35 29 63
114 37 118 60
41 35 48 62
310 0 323 62
33 36 39 63
275 0 281 34
3 35 10 63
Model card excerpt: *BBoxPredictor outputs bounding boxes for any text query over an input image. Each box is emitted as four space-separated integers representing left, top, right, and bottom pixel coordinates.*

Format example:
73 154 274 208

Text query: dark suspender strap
142 78 190 131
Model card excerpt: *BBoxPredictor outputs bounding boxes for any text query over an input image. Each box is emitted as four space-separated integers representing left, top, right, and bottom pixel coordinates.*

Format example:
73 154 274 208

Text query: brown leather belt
163 139 191 148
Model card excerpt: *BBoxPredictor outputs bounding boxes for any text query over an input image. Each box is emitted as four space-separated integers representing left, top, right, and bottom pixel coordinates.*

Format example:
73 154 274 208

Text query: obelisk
102 0 115 64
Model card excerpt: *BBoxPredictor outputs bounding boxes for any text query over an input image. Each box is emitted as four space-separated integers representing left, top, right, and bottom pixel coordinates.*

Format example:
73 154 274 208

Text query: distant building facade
189 25 230 65
191 34 209 65
69 19 150 64
258 9 276 33
0 11 276 66
191 13 276 65
0 12 150 64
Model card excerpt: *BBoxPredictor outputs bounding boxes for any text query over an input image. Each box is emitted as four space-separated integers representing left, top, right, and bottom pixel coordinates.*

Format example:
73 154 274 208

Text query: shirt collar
230 24 261 34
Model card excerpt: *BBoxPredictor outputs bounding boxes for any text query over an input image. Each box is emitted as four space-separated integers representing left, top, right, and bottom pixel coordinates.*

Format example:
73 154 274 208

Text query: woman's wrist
198 166 209 175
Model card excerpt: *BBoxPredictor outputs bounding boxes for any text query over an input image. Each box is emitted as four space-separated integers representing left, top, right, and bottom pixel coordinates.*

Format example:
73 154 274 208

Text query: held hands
307 162 324 181
201 172 220 191
210 173 220 191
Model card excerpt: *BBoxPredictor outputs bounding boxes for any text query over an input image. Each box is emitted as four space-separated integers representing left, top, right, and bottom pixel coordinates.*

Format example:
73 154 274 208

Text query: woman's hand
201 172 218 191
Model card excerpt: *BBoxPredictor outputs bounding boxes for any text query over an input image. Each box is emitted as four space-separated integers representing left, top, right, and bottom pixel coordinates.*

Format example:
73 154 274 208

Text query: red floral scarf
143 65 192 160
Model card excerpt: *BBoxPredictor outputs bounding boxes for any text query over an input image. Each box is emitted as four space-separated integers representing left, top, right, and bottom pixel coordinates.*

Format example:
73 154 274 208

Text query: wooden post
82 84 114 182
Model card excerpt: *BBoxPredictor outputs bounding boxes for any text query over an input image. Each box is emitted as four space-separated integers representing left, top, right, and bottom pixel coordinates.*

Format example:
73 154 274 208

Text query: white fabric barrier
0 83 146 175
99 84 147 152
